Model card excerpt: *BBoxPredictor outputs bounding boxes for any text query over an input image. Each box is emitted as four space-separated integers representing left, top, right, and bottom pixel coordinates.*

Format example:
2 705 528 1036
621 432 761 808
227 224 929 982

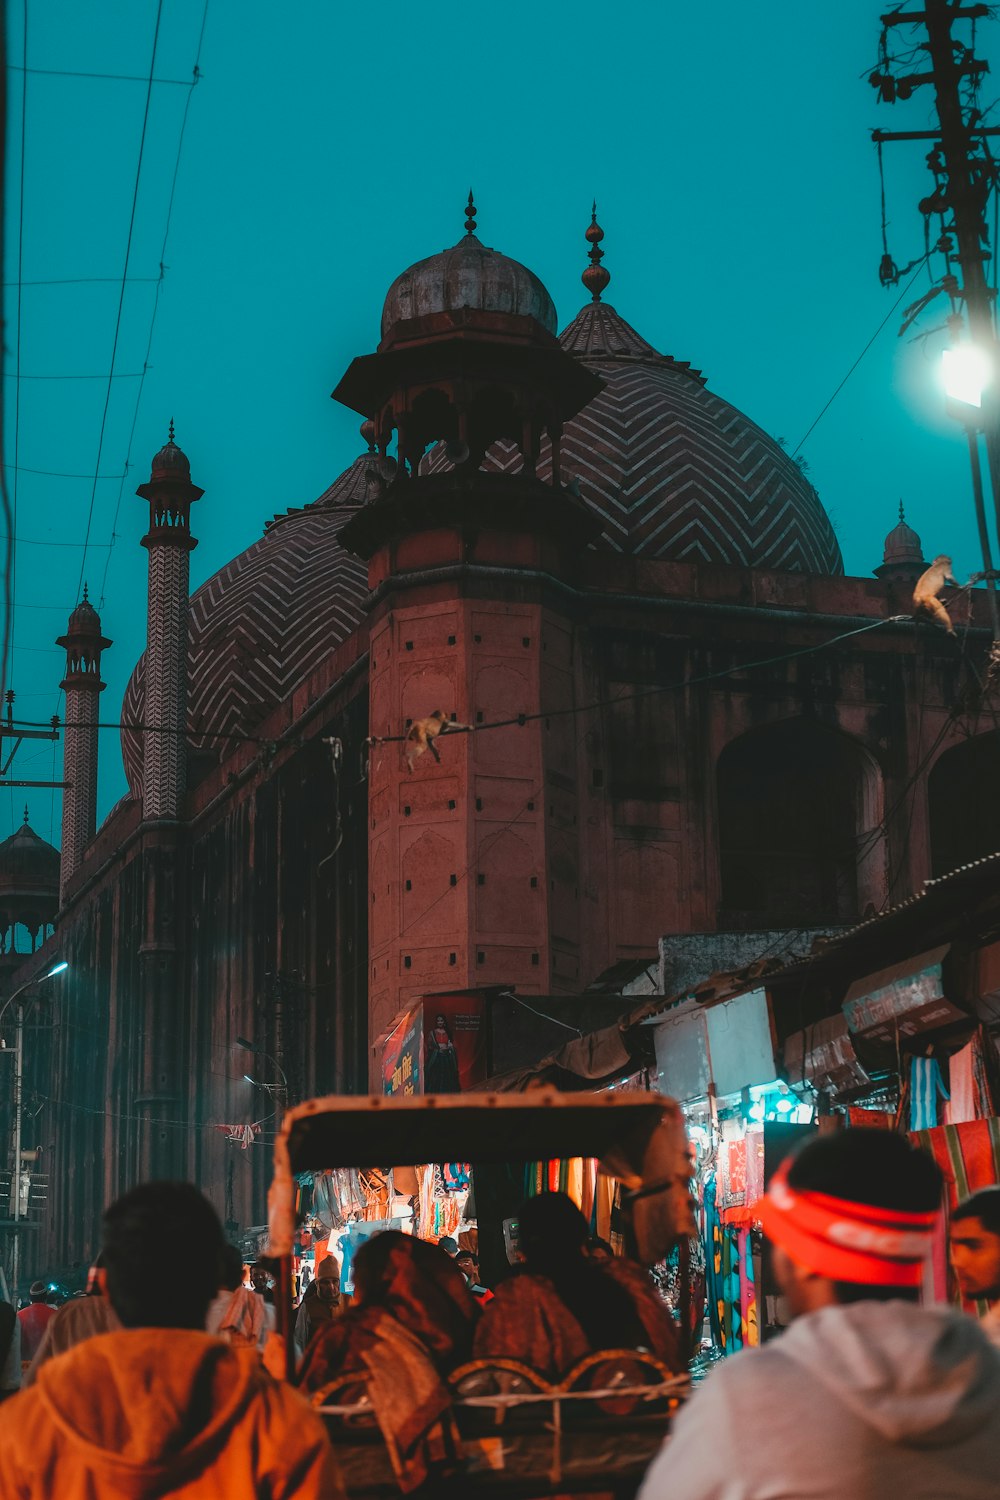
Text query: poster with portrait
380 991 486 1095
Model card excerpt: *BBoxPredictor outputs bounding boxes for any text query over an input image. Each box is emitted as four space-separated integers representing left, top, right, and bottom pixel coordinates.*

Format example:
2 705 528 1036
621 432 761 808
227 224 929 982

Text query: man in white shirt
639 1129 1000 1500
950 1186 1000 1347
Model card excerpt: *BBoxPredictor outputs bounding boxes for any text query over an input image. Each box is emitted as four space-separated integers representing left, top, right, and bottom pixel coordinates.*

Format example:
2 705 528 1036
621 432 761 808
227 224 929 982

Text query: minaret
56 586 111 901
135 421 202 819
134 422 201 1180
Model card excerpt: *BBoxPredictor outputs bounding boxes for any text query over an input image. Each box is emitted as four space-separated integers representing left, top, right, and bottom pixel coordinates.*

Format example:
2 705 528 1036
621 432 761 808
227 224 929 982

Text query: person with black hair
640 1128 1000 1500
473 1192 681 1381
0 1181 342 1498
951 1186 1000 1347
24 1252 119 1385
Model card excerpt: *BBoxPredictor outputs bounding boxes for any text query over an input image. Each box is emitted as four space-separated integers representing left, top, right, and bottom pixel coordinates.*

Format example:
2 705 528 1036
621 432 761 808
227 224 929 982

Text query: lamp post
236 1035 289 1122
0 961 68 1296
941 324 1000 641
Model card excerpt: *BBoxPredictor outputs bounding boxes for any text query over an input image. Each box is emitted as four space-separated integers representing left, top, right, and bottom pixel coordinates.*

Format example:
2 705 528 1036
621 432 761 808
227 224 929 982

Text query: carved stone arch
477 828 534 936
928 731 1000 876
715 716 886 926
401 828 459 938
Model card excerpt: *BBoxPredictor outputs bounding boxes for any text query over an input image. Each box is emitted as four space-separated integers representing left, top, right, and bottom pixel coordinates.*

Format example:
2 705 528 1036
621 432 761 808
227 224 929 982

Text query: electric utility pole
872 1 1000 639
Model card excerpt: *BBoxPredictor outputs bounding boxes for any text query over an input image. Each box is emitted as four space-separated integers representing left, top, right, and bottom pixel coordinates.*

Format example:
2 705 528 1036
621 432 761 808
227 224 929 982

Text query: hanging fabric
909 1056 949 1131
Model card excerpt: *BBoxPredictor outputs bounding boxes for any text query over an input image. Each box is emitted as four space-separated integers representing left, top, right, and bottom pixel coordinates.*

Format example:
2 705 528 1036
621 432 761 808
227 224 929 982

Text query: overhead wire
72 0 165 607
790 259 928 457
98 0 209 609
6 1 28 828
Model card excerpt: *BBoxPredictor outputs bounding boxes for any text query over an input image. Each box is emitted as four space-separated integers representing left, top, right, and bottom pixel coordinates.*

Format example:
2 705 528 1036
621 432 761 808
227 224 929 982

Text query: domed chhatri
0 811 60 891
66 582 104 636
885 502 924 565
379 192 558 342
150 418 192 481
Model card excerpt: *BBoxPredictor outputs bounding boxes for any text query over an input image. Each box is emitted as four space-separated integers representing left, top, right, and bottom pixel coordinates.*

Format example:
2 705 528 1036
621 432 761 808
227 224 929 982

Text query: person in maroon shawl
474 1192 682 1383
297 1231 478 1492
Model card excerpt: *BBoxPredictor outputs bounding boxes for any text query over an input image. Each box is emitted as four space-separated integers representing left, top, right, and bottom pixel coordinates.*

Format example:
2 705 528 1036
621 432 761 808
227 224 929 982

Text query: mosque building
3 201 998 1271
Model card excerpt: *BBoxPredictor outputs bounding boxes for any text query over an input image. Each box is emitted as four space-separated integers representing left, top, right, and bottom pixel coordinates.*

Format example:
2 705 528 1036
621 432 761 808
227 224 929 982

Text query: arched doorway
928 731 1000 877
717 719 883 927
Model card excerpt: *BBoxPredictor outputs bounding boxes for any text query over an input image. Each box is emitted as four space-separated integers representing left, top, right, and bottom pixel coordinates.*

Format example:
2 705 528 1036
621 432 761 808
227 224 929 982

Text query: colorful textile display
947 1028 1000 1124
909 1057 949 1131
911 1117 1000 1310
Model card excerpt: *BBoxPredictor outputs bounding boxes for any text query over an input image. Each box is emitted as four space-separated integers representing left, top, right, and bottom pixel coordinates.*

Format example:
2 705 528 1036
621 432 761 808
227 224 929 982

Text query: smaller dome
150 418 191 480
66 584 103 637
380 193 557 340
878 502 925 575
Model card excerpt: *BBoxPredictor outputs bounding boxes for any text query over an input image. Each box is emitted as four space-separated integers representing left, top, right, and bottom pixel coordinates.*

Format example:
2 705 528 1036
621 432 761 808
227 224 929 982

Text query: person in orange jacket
0 1180 342 1499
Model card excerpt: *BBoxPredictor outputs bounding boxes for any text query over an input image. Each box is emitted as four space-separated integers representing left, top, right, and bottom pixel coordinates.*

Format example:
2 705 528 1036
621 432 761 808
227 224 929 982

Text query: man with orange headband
639 1129 1000 1500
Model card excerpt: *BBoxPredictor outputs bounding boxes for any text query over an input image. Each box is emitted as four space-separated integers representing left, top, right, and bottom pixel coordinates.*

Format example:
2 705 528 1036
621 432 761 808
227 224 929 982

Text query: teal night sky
3 0 998 843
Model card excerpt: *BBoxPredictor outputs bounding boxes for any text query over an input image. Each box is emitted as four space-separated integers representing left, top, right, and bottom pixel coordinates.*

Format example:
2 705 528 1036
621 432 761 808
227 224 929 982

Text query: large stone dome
380 195 557 341
425 295 843 574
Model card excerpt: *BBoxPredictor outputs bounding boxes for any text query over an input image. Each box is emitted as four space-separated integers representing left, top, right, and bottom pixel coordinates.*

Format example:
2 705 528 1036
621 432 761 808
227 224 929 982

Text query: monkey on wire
913 555 961 636
405 710 473 772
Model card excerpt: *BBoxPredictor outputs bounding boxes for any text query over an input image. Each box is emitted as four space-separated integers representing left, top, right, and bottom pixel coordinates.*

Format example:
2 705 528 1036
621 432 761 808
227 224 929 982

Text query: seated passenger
297 1231 478 1491
474 1192 682 1382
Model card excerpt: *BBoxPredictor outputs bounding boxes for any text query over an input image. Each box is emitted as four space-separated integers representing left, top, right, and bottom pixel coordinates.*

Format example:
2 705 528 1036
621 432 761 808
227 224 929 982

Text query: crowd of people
0 1129 998 1496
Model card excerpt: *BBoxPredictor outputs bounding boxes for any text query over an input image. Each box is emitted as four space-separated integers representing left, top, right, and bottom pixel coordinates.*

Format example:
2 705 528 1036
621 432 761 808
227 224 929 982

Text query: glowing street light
941 343 993 409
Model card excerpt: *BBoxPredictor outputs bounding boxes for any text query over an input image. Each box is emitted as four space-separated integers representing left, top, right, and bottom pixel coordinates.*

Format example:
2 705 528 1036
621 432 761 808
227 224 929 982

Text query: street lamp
235 1036 288 1097
0 960 69 1296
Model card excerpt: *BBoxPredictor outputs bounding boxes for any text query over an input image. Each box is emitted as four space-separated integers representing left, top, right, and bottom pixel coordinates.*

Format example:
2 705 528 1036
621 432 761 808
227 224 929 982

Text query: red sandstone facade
5 207 1000 1277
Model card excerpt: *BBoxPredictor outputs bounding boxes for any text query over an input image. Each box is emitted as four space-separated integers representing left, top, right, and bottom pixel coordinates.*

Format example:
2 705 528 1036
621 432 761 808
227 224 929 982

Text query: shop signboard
842 946 966 1044
382 1004 422 1095
654 987 778 1102
381 991 486 1095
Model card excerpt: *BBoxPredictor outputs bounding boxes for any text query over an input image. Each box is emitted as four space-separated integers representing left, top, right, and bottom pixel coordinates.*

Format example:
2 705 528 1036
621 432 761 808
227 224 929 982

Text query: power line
791 259 928 456
72 0 165 606
1 276 160 286
8 613 922 753
7 1 29 830
1 463 127 479
99 0 210 609
2 370 145 380
7 64 192 85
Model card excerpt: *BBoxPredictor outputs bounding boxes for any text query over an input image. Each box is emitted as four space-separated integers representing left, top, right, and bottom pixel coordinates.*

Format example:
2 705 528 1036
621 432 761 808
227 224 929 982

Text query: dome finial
899 498 905 524
22 803 29 825
82 581 89 603
168 417 175 444
464 190 477 237
582 202 611 303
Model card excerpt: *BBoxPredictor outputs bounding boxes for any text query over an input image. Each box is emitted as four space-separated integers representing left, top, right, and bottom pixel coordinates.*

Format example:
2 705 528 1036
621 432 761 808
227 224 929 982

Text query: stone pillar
56 588 111 902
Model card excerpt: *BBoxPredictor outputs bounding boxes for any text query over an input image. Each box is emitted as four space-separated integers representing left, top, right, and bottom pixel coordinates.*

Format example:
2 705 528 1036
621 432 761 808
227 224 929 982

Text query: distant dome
380 194 557 341
0 816 60 902
877 503 925 575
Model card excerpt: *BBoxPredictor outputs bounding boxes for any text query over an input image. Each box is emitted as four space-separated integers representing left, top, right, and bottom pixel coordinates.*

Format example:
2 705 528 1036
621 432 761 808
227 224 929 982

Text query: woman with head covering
297 1231 477 1491
294 1254 341 1362
474 1192 682 1383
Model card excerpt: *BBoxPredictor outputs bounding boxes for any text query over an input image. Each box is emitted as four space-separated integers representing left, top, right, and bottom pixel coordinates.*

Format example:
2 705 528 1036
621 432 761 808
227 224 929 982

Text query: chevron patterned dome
120 455 369 795
425 297 842 573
